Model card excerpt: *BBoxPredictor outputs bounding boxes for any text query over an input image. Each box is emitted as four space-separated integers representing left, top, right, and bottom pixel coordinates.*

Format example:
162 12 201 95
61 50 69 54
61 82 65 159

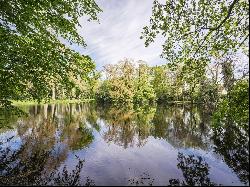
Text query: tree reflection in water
128 172 155 186
0 103 248 185
0 103 96 186
211 86 249 185
152 105 211 149
99 104 212 150
127 152 217 186
98 104 156 148
0 137 95 185
168 152 216 186
212 124 249 184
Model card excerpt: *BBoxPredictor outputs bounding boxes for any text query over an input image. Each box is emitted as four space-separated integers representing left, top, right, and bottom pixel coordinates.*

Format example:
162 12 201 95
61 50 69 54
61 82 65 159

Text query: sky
72 0 166 70
68 0 248 76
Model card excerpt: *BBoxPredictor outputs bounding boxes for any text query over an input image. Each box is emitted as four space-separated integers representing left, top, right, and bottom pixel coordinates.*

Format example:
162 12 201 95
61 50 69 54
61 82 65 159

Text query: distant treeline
94 58 247 107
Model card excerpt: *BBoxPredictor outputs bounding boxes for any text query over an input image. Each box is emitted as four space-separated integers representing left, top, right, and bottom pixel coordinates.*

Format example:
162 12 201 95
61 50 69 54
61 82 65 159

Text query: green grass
11 99 95 106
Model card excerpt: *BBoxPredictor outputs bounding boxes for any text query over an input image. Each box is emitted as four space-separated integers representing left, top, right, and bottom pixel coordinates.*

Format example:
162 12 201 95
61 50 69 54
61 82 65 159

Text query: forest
0 0 249 186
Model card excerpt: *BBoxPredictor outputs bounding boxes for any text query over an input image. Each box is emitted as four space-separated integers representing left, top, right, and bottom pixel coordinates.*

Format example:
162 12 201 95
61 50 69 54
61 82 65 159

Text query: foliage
211 79 249 184
152 61 211 103
96 80 112 103
141 0 249 63
97 59 156 106
141 0 248 106
151 65 172 101
133 62 156 105
0 0 101 103
212 79 249 130
0 99 28 129
198 81 219 106
102 59 136 104
97 58 225 105
221 57 235 91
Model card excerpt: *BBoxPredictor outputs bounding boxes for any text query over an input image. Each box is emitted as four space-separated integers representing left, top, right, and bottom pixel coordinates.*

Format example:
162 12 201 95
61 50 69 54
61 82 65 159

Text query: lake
0 103 248 186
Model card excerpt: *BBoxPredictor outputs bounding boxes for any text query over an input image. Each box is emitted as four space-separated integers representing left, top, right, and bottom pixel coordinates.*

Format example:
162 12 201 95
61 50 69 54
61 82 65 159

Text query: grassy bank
11 99 95 106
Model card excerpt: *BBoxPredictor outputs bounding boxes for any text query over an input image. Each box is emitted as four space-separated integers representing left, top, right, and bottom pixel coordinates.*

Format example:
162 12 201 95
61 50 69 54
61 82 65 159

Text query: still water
0 103 249 186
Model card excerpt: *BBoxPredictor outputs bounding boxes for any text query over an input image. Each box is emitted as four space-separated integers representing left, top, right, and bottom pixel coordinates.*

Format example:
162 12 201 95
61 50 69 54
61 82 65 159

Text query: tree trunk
52 85 56 100
222 58 234 92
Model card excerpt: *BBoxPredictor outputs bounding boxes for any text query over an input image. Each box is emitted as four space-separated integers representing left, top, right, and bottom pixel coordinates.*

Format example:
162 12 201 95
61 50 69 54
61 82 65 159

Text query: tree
134 62 156 105
212 79 249 130
179 59 207 103
152 61 206 103
211 80 249 184
221 57 235 92
99 59 136 105
0 0 101 104
97 59 156 106
141 0 249 64
152 65 169 101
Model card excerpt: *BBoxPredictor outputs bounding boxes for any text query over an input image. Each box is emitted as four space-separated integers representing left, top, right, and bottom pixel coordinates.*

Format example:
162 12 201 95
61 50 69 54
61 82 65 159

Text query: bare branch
239 33 249 48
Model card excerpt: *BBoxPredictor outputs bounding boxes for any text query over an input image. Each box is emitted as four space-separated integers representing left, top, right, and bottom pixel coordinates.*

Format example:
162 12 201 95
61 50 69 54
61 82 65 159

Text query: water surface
0 103 248 186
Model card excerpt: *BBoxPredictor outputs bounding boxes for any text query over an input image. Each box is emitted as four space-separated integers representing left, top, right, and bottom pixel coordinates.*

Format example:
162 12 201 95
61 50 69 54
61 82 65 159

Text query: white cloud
76 0 166 70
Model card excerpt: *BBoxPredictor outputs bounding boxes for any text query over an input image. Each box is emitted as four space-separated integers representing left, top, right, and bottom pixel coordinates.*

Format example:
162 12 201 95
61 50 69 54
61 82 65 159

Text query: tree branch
212 0 239 31
193 0 239 57
239 33 249 48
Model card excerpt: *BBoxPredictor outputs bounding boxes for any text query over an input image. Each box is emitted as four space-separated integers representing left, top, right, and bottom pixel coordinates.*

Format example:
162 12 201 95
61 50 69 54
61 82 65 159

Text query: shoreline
10 99 95 106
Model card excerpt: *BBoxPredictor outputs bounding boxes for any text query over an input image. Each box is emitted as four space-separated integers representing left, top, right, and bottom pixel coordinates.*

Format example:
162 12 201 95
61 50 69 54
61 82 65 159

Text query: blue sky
68 0 248 77
73 0 166 70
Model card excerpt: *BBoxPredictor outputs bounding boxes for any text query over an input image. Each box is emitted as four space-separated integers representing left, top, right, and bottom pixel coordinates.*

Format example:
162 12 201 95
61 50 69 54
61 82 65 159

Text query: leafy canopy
141 0 249 63
0 0 101 102
212 79 249 130
97 59 156 106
